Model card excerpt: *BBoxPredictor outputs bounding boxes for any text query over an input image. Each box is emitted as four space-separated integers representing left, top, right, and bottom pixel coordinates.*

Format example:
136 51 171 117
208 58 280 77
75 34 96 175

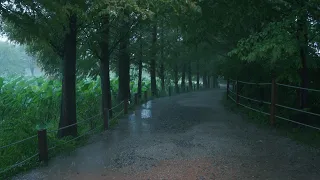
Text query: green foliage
0 75 150 178
1 0 320 177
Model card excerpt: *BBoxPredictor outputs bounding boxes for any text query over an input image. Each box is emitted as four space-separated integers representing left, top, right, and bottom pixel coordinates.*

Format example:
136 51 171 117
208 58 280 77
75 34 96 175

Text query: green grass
222 93 320 149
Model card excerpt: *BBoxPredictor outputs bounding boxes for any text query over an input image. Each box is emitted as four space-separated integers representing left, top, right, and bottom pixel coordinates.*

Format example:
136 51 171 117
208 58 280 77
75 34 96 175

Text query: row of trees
1 0 319 137
0 0 210 138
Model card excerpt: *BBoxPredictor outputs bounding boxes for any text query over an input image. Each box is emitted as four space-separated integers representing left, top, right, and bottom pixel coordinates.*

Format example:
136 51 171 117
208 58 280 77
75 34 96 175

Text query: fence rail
0 99 129 176
0 153 39 174
0 135 37 151
227 78 320 131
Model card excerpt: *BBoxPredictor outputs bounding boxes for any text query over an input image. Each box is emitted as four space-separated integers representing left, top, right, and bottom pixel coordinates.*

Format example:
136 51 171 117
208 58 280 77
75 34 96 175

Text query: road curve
14 89 320 180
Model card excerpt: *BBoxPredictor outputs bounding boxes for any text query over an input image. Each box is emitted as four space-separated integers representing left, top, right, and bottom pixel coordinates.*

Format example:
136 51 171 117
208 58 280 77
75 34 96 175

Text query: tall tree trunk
196 45 200 90
58 13 77 138
174 64 179 94
212 74 217 88
118 19 130 102
160 61 165 92
99 15 112 124
197 60 200 90
188 63 192 90
202 74 207 88
160 19 165 92
150 23 157 97
137 31 143 98
297 9 308 109
181 64 186 92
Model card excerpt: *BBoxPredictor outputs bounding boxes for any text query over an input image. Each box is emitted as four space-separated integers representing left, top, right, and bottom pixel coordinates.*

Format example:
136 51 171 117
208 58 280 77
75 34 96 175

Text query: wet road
14 90 320 180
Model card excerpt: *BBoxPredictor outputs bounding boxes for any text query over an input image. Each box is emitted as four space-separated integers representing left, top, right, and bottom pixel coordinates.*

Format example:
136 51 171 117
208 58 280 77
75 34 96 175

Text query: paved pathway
15 89 320 180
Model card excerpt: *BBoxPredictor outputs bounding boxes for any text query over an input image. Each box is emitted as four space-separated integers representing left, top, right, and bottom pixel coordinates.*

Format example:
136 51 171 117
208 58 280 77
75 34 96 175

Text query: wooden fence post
227 79 230 98
103 108 109 130
37 129 48 164
270 79 277 126
236 80 240 106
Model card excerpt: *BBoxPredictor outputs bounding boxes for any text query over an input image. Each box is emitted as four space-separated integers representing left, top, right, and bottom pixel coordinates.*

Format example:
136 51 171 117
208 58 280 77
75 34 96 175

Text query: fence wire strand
229 79 271 86
227 79 320 131
276 104 320 117
238 103 270 116
47 113 102 134
228 95 236 103
275 115 320 131
238 94 271 105
277 83 320 93
229 90 236 96
111 109 124 120
238 80 271 86
48 123 103 151
0 135 37 151
1 97 133 176
49 108 125 151
110 101 124 110
0 153 38 174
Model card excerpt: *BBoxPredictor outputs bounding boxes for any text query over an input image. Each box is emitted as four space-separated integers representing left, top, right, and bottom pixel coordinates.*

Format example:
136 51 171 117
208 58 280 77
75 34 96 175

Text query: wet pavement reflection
12 90 320 180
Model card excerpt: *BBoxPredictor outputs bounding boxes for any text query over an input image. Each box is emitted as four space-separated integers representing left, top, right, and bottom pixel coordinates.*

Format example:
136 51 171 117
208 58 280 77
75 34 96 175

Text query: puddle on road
128 101 152 133
140 101 152 119
140 109 152 119
141 101 152 109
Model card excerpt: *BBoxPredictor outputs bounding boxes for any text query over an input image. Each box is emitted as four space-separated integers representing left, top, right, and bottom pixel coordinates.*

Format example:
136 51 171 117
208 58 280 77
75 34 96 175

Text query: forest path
14 89 320 180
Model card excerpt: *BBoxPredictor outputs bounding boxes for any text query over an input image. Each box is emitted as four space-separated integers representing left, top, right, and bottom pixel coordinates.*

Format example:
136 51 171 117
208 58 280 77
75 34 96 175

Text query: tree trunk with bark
99 15 112 124
202 74 207 88
197 59 200 90
181 64 186 92
188 63 192 90
174 64 179 94
58 13 77 138
196 45 200 90
138 31 143 99
150 23 158 97
159 19 165 93
296 9 308 109
118 18 130 102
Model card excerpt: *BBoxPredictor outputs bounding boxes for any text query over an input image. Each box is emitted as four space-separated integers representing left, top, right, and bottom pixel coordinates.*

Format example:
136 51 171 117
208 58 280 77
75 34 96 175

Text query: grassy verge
0 96 131 180
222 93 320 149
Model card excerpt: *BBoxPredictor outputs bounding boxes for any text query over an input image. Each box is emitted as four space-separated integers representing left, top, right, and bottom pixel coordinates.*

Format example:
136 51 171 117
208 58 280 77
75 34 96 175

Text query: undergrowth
0 76 151 179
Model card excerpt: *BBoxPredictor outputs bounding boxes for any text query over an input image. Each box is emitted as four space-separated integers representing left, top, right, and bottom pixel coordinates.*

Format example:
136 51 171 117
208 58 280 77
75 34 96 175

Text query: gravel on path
14 90 320 180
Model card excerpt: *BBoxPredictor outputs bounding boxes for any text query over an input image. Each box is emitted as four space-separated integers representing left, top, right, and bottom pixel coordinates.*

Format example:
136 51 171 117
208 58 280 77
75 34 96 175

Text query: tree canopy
0 0 319 135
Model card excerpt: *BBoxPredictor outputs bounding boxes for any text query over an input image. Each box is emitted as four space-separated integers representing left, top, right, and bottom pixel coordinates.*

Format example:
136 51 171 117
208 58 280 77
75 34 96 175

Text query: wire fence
238 94 271 105
0 153 39 174
0 100 126 177
277 83 320 93
227 79 320 131
110 100 124 110
0 135 37 151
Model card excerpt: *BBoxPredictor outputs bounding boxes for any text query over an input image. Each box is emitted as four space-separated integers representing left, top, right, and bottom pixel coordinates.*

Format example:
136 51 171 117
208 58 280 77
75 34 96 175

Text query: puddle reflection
127 101 153 134
141 109 152 119
142 101 152 109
